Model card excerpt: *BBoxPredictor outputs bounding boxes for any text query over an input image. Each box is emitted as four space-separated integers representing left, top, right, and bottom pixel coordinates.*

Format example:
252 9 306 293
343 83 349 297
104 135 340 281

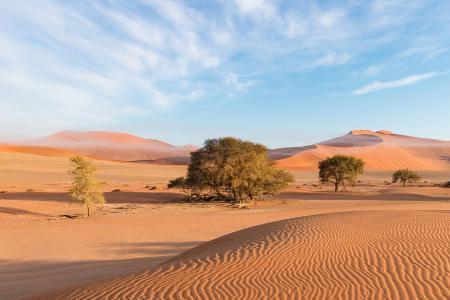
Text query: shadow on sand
0 191 184 204
0 240 204 300
280 191 450 201
0 207 51 217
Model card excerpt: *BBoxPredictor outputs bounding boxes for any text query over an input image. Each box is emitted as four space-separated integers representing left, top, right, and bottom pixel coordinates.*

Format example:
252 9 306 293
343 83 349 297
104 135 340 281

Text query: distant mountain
270 130 450 171
17 131 195 162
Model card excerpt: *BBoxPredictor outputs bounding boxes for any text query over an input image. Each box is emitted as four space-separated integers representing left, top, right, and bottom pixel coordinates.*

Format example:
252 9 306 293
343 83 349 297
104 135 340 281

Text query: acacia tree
392 169 421 187
69 156 105 216
168 137 294 202
318 155 365 192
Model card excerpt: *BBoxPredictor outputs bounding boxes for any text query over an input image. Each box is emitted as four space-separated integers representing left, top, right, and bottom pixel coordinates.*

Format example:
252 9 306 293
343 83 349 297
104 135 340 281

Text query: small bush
392 169 421 187
69 156 105 216
444 181 450 188
111 189 122 192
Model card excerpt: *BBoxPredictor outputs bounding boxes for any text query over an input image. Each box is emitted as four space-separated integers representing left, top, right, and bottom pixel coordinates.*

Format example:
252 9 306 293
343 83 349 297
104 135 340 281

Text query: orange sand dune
47 211 450 300
0 144 75 157
18 131 194 162
274 130 450 170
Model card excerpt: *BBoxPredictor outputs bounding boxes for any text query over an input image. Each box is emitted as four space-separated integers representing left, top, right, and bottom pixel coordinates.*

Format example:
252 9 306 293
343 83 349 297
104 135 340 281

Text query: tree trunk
87 204 90 216
403 180 406 187
334 182 339 192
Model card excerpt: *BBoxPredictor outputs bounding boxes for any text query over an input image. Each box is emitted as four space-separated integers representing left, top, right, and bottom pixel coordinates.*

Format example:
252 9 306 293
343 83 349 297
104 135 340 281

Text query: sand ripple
50 211 450 300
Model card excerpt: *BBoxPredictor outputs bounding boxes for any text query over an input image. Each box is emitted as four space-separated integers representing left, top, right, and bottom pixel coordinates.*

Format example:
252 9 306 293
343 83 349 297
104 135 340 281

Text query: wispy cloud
0 0 450 138
224 72 255 91
352 72 439 95
232 0 277 21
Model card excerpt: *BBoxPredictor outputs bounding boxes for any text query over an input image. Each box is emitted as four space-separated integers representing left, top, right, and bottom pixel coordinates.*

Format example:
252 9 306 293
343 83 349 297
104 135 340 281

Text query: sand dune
46 211 450 300
0 144 75 157
2 129 449 170
273 130 450 170
18 131 194 162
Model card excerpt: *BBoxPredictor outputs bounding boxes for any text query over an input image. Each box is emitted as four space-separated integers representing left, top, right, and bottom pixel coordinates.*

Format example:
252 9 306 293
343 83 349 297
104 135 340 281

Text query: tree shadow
0 206 51 217
280 191 450 201
0 191 183 204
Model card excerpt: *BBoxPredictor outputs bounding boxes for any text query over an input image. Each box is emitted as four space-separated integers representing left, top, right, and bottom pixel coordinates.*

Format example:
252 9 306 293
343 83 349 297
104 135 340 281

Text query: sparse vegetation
69 156 105 216
443 181 450 188
392 169 421 187
168 137 294 203
318 155 365 192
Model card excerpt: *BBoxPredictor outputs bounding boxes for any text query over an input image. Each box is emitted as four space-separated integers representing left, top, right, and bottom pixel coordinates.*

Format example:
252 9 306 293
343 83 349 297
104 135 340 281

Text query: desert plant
169 137 294 203
318 155 365 192
168 177 186 189
444 181 450 188
392 169 421 187
69 156 105 216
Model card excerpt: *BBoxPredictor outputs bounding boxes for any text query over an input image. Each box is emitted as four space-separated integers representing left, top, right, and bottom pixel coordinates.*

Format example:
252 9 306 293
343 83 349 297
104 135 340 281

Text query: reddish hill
271 130 450 171
17 131 194 162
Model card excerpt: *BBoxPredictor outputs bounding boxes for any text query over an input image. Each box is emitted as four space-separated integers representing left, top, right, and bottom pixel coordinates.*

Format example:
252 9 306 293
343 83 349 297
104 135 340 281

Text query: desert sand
2 191 449 299
1 141 450 299
46 211 450 300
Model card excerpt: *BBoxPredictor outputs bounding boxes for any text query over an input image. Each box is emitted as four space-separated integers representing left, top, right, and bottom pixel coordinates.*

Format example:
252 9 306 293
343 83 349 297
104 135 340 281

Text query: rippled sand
51 211 450 300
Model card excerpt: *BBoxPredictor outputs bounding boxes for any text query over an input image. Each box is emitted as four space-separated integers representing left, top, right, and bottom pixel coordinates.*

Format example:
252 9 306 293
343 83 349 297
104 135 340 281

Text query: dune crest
48 211 450 300
272 130 450 170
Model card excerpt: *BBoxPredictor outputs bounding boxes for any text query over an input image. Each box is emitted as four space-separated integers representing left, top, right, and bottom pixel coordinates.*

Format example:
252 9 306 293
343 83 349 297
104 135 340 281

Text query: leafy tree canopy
169 137 294 202
318 155 365 192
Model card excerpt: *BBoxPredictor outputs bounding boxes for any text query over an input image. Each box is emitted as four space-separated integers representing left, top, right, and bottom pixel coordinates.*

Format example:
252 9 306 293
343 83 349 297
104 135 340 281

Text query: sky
1 0 450 147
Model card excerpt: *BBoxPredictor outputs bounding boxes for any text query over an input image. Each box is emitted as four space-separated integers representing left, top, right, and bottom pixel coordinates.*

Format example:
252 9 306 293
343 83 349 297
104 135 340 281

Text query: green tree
69 156 105 216
392 169 421 187
169 137 294 203
318 155 365 192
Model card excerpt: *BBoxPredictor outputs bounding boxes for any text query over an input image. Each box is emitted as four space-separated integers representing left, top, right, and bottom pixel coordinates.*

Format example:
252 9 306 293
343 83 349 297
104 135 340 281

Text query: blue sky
1 0 449 147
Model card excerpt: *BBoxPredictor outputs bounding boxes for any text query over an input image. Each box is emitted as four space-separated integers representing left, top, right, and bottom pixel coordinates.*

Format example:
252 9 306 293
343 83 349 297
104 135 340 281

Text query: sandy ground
50 211 450 300
1 191 449 299
1 151 450 299
0 151 186 192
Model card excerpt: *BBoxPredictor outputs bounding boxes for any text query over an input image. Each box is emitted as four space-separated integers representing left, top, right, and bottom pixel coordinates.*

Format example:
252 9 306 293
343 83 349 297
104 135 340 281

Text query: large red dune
18 131 195 162
272 130 450 171
2 130 449 170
